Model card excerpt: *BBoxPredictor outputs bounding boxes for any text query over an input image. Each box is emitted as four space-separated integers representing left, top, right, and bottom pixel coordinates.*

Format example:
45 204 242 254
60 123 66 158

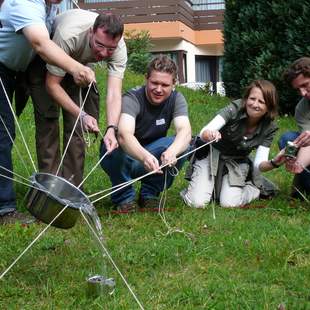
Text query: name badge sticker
156 118 165 126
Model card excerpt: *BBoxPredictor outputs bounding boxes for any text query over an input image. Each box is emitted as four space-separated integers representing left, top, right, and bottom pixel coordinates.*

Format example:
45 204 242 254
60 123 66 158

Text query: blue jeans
278 131 310 195
0 63 17 215
100 136 187 205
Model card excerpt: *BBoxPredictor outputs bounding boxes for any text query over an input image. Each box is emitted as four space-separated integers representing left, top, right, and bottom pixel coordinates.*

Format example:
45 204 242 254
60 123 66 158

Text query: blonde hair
146 55 178 83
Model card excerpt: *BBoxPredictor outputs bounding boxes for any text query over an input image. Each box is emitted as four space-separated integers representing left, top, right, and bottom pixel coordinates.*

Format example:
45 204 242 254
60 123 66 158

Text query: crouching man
100 55 191 212
280 57 310 199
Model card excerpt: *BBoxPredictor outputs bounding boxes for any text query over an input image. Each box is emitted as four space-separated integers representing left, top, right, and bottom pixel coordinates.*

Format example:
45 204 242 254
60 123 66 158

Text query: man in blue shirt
0 0 95 224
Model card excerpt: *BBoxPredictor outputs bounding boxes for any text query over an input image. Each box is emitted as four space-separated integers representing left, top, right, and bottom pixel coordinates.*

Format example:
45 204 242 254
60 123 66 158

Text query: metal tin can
285 141 298 158
86 275 115 298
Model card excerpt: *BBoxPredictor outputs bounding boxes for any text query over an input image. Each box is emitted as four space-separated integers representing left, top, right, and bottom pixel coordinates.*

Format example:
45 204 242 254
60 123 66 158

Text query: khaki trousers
27 56 99 186
182 156 260 208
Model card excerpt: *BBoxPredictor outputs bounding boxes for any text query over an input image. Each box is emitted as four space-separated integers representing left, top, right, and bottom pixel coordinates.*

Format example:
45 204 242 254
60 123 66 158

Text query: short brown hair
242 80 278 119
283 57 310 85
93 13 124 39
146 55 178 83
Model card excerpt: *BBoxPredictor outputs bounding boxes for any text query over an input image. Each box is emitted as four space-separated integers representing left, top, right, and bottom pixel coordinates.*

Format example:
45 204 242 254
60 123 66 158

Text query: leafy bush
125 29 153 74
223 0 310 114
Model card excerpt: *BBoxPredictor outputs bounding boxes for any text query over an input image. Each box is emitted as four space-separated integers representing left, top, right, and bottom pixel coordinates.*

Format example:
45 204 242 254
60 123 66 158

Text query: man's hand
143 153 162 173
285 157 304 174
103 128 119 153
161 149 177 167
81 114 99 133
294 130 310 147
72 65 96 87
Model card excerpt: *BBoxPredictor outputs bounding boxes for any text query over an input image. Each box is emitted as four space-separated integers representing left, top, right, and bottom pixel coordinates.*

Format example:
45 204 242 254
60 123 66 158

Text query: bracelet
105 125 118 135
270 158 280 168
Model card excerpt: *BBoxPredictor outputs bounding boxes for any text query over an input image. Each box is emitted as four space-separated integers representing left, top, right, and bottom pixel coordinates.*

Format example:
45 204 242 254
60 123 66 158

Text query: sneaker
0 211 36 225
138 195 160 211
112 201 137 214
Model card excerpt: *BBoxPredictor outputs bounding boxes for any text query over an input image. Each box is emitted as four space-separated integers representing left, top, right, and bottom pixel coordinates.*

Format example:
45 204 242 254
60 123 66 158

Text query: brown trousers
27 56 99 186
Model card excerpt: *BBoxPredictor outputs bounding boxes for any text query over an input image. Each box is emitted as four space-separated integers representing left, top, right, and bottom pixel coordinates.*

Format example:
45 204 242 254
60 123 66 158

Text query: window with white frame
190 0 225 10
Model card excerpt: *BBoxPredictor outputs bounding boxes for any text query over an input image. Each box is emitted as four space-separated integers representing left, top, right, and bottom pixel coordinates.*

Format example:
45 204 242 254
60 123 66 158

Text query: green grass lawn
0 68 309 309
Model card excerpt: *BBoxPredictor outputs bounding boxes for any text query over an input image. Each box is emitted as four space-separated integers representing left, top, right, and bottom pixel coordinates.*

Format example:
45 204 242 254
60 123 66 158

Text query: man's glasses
93 40 117 53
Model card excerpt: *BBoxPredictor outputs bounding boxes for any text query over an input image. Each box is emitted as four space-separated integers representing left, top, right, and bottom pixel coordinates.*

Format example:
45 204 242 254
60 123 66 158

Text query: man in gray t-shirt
279 57 310 198
100 55 191 212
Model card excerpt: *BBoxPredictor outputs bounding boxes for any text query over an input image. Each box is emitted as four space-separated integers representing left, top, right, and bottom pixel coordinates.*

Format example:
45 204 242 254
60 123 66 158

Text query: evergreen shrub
223 0 310 114
125 29 153 74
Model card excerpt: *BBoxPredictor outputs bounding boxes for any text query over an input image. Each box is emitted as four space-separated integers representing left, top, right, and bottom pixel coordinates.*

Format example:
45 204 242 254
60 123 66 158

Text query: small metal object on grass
86 275 115 298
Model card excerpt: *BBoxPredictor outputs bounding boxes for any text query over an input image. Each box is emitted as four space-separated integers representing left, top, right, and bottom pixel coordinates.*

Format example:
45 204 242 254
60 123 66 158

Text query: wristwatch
105 125 118 135
270 158 280 168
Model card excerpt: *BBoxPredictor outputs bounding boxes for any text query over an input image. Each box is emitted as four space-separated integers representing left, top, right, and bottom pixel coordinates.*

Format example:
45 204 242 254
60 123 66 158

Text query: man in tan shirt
29 9 127 186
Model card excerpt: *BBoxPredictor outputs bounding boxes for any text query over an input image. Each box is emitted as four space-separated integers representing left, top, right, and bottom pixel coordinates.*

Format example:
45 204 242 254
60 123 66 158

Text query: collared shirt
295 97 310 132
0 0 58 72
213 99 278 157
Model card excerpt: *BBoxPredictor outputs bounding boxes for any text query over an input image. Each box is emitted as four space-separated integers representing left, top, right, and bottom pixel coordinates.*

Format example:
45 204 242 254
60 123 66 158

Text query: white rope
0 139 214 281
158 169 172 231
56 82 93 177
0 170 37 189
0 142 110 279
79 88 92 148
71 0 80 9
296 162 310 202
293 186 309 203
87 136 134 198
0 77 37 172
0 164 32 185
0 149 111 279
0 114 31 176
287 159 309 203
98 129 104 140
91 170 156 204
91 139 216 204
209 145 216 220
78 150 109 188
80 210 145 310
157 169 194 238
1 127 110 280
88 178 135 199
0 204 69 280
300 162 310 174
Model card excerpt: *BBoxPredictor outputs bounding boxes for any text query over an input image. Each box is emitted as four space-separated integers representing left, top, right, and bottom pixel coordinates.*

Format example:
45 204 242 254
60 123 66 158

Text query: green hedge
125 29 153 74
222 0 310 114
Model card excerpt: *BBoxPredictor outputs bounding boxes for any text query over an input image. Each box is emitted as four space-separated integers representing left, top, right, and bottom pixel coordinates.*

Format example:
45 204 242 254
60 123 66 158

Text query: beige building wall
125 21 224 87
125 21 224 85
124 21 223 46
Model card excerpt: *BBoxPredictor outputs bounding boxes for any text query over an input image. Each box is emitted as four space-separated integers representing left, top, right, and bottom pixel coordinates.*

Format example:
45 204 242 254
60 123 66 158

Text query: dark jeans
278 131 310 196
100 136 187 205
0 63 17 215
